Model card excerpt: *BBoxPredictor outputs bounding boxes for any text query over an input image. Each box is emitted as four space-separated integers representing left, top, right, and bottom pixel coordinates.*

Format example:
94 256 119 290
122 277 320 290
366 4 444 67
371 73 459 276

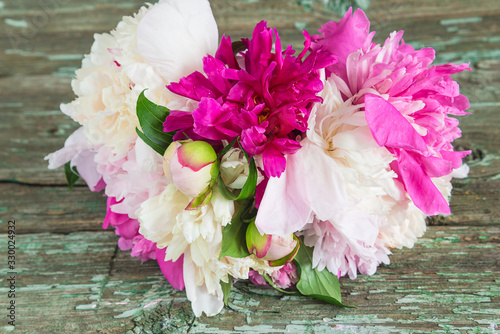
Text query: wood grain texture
1 0 499 333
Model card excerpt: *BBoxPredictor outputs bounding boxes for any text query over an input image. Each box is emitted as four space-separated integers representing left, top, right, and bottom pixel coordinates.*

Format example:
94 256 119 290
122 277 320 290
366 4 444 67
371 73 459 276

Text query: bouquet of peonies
46 0 471 316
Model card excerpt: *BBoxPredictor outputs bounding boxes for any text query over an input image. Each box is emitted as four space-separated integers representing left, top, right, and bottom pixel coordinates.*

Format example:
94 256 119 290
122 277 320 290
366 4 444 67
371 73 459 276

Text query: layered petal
136 0 218 82
256 139 347 236
45 127 104 192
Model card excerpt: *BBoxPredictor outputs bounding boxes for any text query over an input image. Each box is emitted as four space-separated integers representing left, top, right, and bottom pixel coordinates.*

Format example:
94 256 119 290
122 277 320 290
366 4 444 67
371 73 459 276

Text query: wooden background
1 0 499 332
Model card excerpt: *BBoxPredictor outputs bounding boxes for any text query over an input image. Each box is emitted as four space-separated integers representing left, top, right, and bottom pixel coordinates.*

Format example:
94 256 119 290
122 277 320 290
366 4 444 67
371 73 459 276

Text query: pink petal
312 8 371 78
240 123 268 156
364 94 428 154
130 236 157 262
415 154 453 178
203 55 233 95
163 110 194 132
118 237 134 251
440 150 471 170
167 71 219 101
397 149 451 215
215 35 238 69
156 248 185 291
261 143 287 178
192 98 240 140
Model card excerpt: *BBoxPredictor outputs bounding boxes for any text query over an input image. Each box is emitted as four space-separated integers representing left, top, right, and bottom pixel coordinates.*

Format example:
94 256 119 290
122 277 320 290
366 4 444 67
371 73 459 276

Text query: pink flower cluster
165 22 336 177
313 8 470 215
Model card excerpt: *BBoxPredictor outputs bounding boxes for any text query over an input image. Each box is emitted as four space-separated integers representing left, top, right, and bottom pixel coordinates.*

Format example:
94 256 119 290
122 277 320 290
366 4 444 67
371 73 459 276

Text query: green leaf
136 89 175 155
64 162 80 190
219 200 252 260
294 243 354 308
217 156 257 201
136 128 165 155
220 275 232 306
217 136 239 158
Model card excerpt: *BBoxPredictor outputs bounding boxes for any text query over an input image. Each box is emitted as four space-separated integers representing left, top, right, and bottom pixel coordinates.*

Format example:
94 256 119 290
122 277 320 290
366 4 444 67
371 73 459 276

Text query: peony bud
163 140 219 205
248 270 268 287
271 262 299 289
246 220 299 266
220 148 263 190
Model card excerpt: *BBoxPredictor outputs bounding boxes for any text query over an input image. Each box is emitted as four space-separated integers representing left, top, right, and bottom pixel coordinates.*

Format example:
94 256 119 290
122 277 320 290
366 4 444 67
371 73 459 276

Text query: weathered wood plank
0 183 107 234
0 226 497 333
1 0 500 77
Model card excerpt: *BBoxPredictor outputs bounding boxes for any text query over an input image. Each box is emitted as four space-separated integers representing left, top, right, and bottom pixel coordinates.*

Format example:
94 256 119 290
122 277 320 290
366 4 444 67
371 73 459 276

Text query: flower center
258 107 271 123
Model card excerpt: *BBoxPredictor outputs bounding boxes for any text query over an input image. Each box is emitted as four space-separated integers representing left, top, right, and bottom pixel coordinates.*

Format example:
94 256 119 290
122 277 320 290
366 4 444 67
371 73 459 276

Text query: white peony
138 184 272 316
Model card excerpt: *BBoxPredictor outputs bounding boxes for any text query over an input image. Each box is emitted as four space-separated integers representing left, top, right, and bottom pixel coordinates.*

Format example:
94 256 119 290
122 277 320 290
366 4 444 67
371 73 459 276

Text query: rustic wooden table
1 0 499 333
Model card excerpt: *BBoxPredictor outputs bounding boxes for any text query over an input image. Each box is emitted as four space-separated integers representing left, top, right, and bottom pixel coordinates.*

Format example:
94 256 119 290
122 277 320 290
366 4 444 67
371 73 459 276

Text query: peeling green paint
440 16 483 25
437 271 494 277
396 293 491 304
453 307 500 315
75 302 98 310
331 314 393 324
47 54 84 61
435 49 500 66
233 324 285 333
447 278 477 283
487 174 500 181
468 153 500 168
468 244 495 249
115 308 142 319
4 18 29 28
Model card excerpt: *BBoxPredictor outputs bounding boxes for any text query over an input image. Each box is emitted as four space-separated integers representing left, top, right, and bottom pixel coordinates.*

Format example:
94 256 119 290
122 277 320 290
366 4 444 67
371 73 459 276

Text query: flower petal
156 248 185 290
364 94 428 154
136 0 218 82
183 253 223 316
397 149 451 215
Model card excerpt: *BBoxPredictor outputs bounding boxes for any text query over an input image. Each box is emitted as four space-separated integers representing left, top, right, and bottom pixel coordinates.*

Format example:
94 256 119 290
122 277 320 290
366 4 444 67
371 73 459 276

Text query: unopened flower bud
163 140 219 200
246 220 299 266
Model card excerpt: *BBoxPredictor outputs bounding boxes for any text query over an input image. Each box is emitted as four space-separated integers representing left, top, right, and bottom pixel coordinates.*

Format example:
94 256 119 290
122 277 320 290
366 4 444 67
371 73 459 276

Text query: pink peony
103 196 156 262
271 262 299 289
248 263 299 289
164 21 337 177
248 270 268 286
312 8 471 216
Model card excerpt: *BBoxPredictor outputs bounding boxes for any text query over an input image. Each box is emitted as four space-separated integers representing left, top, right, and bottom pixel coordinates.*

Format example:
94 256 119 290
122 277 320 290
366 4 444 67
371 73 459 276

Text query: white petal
255 154 312 236
137 184 189 248
299 139 349 221
45 127 88 169
135 136 162 172
256 139 350 236
211 187 234 227
136 0 218 82
183 253 223 317
451 163 470 179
